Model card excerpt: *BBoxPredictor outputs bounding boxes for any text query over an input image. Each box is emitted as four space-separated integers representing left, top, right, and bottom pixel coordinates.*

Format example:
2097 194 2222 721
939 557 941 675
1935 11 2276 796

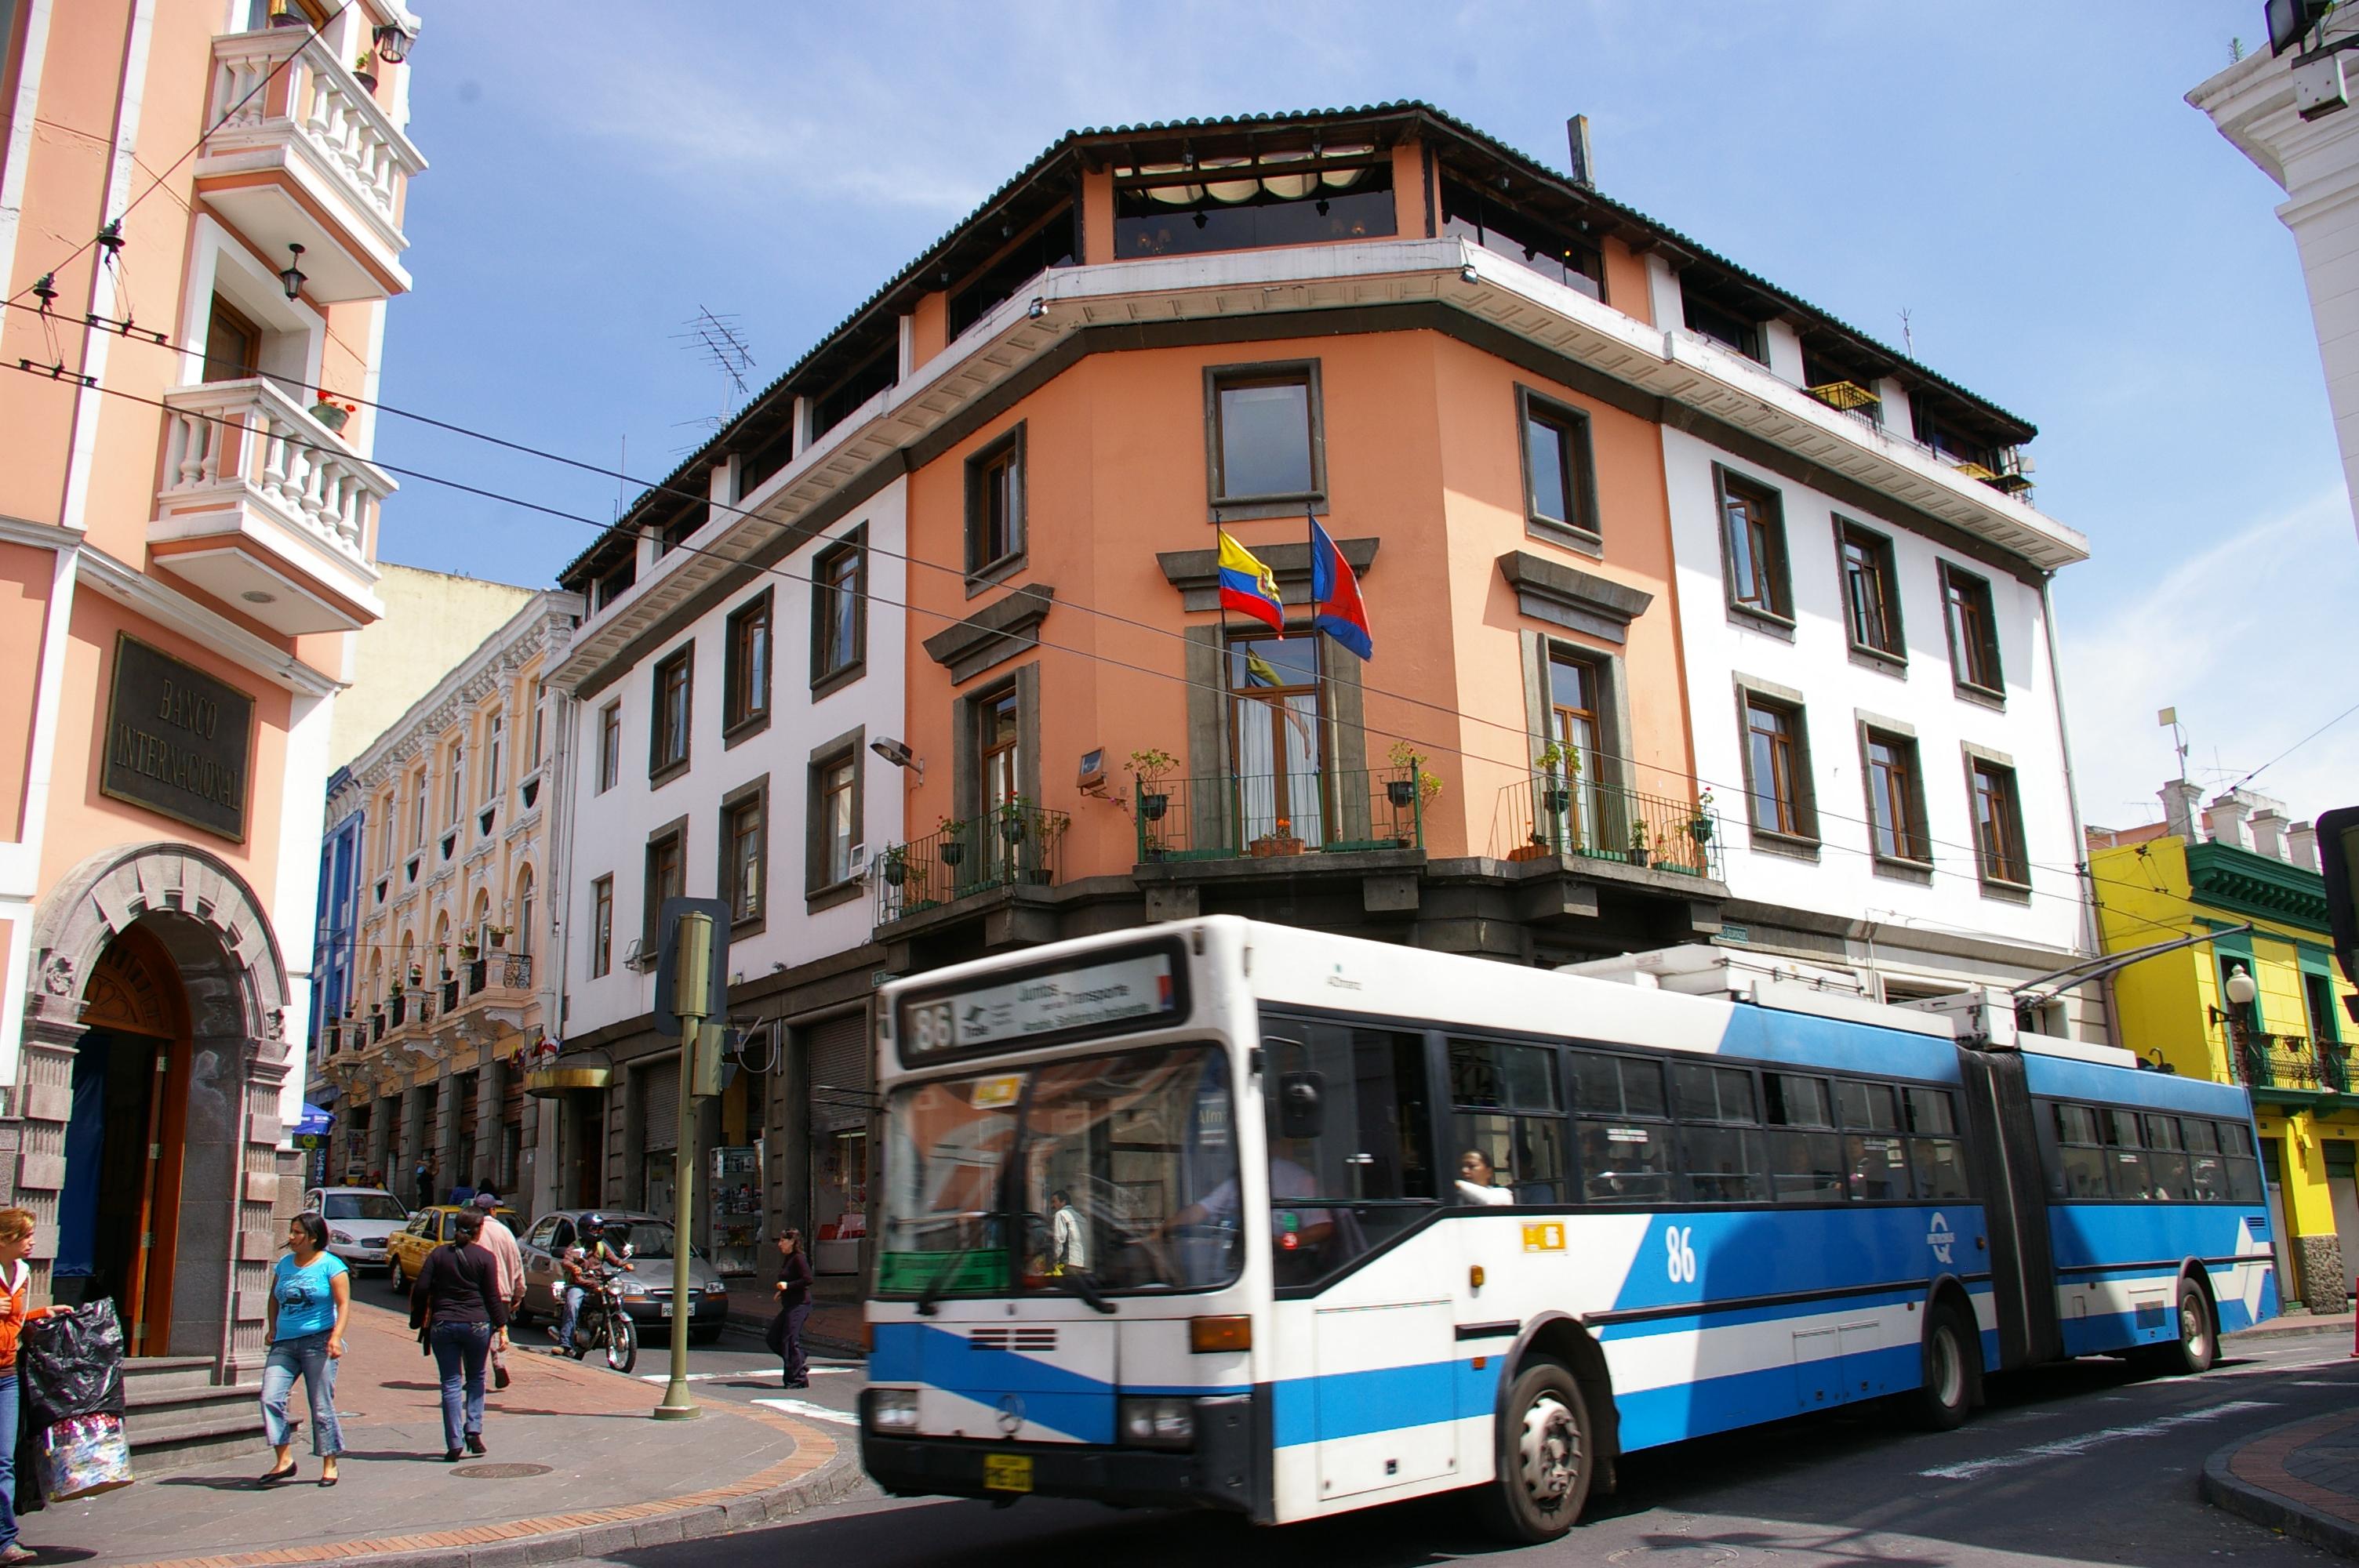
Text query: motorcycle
557 1259 638 1374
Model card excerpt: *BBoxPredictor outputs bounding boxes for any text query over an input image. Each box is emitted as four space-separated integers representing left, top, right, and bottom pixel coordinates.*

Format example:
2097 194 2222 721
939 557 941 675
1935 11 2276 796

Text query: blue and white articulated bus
858 918 2275 1541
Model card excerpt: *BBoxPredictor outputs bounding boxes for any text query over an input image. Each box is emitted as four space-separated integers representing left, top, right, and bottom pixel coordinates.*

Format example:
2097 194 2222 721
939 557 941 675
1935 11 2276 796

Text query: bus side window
1450 1038 1569 1205
2143 1114 2190 1200
1569 1051 1673 1204
2183 1118 2227 1201
1905 1088 1971 1200
2219 1121 2264 1203
1671 1062 1768 1204
2104 1109 2154 1200
1765 1072 1843 1204
1837 1082 1910 1201
2053 1103 2109 1200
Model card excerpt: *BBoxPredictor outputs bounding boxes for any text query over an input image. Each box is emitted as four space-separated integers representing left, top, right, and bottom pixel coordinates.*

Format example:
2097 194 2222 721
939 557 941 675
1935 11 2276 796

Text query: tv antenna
675 306 754 421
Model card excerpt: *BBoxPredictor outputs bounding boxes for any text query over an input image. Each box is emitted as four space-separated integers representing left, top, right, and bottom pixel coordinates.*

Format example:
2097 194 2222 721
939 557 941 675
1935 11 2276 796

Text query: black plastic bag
20 1299 125 1429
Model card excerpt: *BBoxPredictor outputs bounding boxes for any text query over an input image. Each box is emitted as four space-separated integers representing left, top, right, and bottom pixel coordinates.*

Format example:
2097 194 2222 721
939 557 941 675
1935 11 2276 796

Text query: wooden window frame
1204 359 1328 522
1515 386 1601 555
595 702 620 794
1858 722 1932 872
589 874 613 979
805 727 865 911
1715 466 1794 629
1940 561 2005 702
641 816 689 958
718 775 769 935
1835 518 1905 667
965 423 1028 591
1736 680 1817 851
810 528 868 699
1965 750 2030 892
649 643 694 786
722 589 774 746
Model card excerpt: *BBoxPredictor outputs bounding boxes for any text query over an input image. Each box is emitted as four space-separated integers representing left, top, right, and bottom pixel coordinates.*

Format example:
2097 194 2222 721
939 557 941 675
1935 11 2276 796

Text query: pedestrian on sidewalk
0 1209 70 1563
765 1229 813 1389
471 1193 524 1392
407 1209 509 1462
413 1156 434 1211
257 1212 351 1488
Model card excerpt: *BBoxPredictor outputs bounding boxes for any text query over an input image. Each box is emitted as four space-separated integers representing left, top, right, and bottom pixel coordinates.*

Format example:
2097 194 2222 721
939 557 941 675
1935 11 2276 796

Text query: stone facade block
2299 1232 2349 1315
16 1154 64 1191
242 1171 279 1204
18 1086 69 1125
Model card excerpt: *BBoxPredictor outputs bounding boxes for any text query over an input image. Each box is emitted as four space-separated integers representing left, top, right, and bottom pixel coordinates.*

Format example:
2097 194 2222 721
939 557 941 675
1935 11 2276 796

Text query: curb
2201 1414 2359 1559
2226 1316 2356 1345
111 1410 867 1568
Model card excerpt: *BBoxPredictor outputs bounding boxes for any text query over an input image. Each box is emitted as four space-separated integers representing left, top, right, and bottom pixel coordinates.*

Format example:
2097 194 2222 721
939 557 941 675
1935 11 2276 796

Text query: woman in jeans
0 1208 68 1563
258 1212 351 1486
406 1208 508 1461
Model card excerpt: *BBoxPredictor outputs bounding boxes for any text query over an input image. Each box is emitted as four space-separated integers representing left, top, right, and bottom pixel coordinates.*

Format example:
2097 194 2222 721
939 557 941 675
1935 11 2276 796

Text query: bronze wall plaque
101 633 254 843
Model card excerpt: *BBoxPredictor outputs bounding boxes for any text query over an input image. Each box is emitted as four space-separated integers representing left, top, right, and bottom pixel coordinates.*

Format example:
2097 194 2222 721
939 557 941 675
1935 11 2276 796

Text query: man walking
473 1192 525 1391
413 1156 435 1210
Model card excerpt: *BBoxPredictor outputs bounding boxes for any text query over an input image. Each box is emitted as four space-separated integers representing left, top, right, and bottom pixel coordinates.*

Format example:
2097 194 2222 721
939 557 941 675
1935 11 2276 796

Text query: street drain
453 1463 552 1479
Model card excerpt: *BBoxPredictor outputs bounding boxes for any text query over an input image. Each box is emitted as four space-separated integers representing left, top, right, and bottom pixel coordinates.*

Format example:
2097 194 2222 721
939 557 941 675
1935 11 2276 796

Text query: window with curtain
1838 523 1903 659
1719 473 1791 620
1863 729 1928 863
1228 635 1324 848
1743 695 1812 839
1547 651 1603 851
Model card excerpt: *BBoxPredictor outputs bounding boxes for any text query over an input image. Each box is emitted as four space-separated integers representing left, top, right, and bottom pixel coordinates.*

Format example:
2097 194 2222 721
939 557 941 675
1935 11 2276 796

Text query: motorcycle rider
549 1214 631 1353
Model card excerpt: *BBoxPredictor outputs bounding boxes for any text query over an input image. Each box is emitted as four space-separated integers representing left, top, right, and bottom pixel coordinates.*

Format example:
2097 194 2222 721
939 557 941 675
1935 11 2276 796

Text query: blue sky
375 1 2359 831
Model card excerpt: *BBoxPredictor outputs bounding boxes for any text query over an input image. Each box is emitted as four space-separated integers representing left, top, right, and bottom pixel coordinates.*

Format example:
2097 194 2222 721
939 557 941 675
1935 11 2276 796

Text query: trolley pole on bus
652 906 715 1421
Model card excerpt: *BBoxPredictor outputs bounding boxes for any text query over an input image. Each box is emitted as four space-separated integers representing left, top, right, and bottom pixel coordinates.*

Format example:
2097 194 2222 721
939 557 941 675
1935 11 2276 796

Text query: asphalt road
558 1328 2357 1566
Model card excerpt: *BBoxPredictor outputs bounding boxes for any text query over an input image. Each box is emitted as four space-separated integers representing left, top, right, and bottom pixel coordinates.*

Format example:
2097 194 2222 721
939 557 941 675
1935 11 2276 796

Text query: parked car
516 1209 729 1344
303 1186 410 1276
387 1203 518 1293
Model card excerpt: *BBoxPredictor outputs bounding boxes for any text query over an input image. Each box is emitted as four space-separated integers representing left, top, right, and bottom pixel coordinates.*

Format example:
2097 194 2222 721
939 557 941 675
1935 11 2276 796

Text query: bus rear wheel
2143 1279 2216 1376
1472 1358 1593 1543
1908 1302 1976 1432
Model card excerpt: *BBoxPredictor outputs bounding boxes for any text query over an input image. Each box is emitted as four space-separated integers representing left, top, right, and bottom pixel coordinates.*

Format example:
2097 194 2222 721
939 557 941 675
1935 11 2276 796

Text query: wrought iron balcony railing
875 803 1070 926
2242 1036 2353 1095
460 953 534 997
1133 768 1424 863
1487 777 1721 880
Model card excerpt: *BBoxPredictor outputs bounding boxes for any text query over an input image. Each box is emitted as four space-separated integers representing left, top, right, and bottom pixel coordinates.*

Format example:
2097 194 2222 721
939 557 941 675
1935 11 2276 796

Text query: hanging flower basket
1543 786 1572 815
940 840 966 867
1688 817 1714 844
1140 792 1169 822
881 855 908 888
1385 779 1416 808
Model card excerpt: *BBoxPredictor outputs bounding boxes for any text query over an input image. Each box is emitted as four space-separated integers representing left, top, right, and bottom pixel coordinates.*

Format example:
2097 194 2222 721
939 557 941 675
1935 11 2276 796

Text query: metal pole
652 912 711 1421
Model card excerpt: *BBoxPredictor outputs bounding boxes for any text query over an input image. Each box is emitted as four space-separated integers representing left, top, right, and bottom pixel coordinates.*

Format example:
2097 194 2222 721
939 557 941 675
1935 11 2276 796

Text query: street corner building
535 102 2103 1276
2090 784 2359 1315
0 0 425 1403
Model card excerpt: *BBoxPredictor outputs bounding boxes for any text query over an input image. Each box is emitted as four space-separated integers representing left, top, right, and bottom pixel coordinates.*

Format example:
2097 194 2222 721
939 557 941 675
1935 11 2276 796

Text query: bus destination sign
900 948 1180 1062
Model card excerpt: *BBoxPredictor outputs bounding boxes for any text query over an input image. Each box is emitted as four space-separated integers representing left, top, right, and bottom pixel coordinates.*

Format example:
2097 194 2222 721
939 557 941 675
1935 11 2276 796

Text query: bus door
1959 1050 2062 1368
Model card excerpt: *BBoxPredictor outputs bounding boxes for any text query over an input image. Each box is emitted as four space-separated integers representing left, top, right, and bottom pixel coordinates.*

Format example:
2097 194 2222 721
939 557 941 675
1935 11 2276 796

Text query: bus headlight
1117 1396 1195 1450
865 1388 921 1434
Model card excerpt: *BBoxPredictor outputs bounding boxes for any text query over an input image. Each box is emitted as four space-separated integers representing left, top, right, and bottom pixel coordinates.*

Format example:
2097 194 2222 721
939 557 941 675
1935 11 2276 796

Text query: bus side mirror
1278 1072 1325 1140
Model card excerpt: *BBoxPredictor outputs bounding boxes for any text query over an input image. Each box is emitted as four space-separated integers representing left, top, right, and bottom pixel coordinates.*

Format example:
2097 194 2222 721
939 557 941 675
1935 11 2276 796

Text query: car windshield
322 1194 407 1221
878 1043 1239 1299
597 1221 700 1261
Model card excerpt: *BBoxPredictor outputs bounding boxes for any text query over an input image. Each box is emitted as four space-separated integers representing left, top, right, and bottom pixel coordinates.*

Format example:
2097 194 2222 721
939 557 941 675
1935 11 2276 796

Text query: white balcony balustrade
197 27 427 301
150 378 391 633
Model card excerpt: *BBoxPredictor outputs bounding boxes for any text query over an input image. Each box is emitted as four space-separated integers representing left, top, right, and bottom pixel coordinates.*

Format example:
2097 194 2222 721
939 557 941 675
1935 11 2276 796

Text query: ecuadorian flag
1216 530 1285 633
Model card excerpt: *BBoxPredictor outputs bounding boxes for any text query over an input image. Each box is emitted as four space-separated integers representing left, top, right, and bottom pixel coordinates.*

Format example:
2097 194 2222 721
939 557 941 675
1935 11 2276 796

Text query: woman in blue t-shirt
257 1212 351 1486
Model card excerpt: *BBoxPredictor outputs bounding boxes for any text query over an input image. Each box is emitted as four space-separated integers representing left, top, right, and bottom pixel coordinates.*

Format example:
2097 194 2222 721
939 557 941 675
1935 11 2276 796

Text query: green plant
1125 748 1179 786
1629 818 1650 851
1534 740 1582 780
1386 740 1443 804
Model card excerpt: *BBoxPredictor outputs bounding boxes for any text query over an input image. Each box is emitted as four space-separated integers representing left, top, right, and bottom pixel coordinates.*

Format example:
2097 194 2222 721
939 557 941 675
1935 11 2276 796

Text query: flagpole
1216 561 1236 858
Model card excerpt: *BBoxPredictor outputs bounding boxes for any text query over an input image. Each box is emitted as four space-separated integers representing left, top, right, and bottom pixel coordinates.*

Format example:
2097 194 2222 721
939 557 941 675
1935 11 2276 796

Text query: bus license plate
983 1454 1032 1494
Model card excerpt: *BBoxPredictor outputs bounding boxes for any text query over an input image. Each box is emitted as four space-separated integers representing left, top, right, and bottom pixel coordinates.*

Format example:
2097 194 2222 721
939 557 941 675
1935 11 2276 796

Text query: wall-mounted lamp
279 241 307 301
371 22 413 64
2208 962 2259 1027
870 736 922 780
1027 297 1046 321
1459 263 1479 285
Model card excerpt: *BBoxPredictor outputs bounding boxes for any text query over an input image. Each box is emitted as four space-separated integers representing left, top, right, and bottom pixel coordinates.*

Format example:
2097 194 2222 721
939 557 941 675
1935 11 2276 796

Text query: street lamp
2211 963 2260 1082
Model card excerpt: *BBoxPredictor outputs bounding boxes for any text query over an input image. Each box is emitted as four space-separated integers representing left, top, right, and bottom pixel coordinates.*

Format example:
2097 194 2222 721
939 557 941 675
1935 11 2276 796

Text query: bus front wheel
1908 1302 1977 1432
1472 1358 1593 1543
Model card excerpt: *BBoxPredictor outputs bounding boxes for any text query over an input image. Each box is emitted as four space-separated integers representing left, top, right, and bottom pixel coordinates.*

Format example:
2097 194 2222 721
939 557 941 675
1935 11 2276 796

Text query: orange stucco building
0 0 423 1399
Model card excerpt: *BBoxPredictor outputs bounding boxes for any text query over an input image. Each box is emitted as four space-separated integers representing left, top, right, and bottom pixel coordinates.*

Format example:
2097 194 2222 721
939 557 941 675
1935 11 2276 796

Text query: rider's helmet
583 1212 605 1235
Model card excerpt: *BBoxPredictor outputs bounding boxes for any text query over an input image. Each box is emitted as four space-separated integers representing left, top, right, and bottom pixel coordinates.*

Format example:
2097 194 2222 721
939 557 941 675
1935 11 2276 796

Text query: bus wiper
1062 1270 1115 1315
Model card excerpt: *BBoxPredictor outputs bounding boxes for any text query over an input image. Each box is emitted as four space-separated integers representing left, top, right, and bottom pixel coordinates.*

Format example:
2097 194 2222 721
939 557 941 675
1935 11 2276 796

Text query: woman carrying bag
0 1210 68 1563
406 1209 508 1462
257 1213 351 1486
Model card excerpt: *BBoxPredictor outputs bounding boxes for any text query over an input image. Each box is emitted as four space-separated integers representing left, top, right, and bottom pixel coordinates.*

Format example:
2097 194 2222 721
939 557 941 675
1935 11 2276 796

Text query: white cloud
2061 487 2359 830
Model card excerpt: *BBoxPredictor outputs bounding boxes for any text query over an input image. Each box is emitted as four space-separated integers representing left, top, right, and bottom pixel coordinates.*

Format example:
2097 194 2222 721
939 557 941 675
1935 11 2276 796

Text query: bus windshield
877 1043 1240 1300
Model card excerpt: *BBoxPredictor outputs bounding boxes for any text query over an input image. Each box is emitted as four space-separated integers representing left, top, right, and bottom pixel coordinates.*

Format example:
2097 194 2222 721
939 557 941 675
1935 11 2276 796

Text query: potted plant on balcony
936 817 968 867
1628 818 1652 869
1534 741 1579 816
1126 749 1177 822
1384 740 1443 810
351 52 379 91
1688 789 1716 845
310 387 358 434
998 797 1034 844
879 845 910 888
486 924 511 949
457 937 478 963
1251 816 1305 858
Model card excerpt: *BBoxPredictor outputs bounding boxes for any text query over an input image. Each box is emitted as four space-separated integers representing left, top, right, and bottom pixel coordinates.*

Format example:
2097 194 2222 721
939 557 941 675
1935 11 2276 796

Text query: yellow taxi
385 1203 518 1293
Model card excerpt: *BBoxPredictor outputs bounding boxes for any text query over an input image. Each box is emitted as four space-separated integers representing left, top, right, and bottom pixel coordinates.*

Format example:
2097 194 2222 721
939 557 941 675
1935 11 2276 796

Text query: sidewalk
721 1276 864 1356
2204 1312 2359 1555
35 1298 860 1568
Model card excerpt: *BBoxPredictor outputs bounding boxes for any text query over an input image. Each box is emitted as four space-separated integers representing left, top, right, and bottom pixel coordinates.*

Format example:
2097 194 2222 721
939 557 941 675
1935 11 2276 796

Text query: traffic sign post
651 905 719 1423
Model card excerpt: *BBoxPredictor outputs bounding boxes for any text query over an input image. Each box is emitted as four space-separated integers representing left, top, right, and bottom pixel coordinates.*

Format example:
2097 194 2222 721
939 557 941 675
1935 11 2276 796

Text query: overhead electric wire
4 338 2289 933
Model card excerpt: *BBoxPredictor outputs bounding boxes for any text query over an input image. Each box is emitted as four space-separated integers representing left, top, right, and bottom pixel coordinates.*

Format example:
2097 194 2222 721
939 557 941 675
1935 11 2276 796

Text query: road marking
1918 1400 2277 1481
756 1397 860 1426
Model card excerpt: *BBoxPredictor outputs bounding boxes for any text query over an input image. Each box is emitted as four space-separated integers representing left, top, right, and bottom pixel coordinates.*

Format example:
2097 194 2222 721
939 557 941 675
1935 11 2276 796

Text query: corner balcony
151 378 388 633
1135 768 1426 863
874 803 1070 941
1486 779 1722 881
195 27 424 301
2241 1036 2354 1109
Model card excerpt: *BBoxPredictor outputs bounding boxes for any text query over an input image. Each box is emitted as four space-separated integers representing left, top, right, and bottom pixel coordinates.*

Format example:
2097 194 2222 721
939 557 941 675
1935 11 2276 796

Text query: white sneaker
3 1541 42 1563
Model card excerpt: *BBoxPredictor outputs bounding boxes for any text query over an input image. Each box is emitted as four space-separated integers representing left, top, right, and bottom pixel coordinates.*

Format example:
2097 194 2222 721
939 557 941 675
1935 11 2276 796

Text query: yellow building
2090 784 2358 1312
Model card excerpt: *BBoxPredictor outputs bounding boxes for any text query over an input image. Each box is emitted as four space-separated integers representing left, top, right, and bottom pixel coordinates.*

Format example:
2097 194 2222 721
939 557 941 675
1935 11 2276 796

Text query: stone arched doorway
27 844 292 1376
